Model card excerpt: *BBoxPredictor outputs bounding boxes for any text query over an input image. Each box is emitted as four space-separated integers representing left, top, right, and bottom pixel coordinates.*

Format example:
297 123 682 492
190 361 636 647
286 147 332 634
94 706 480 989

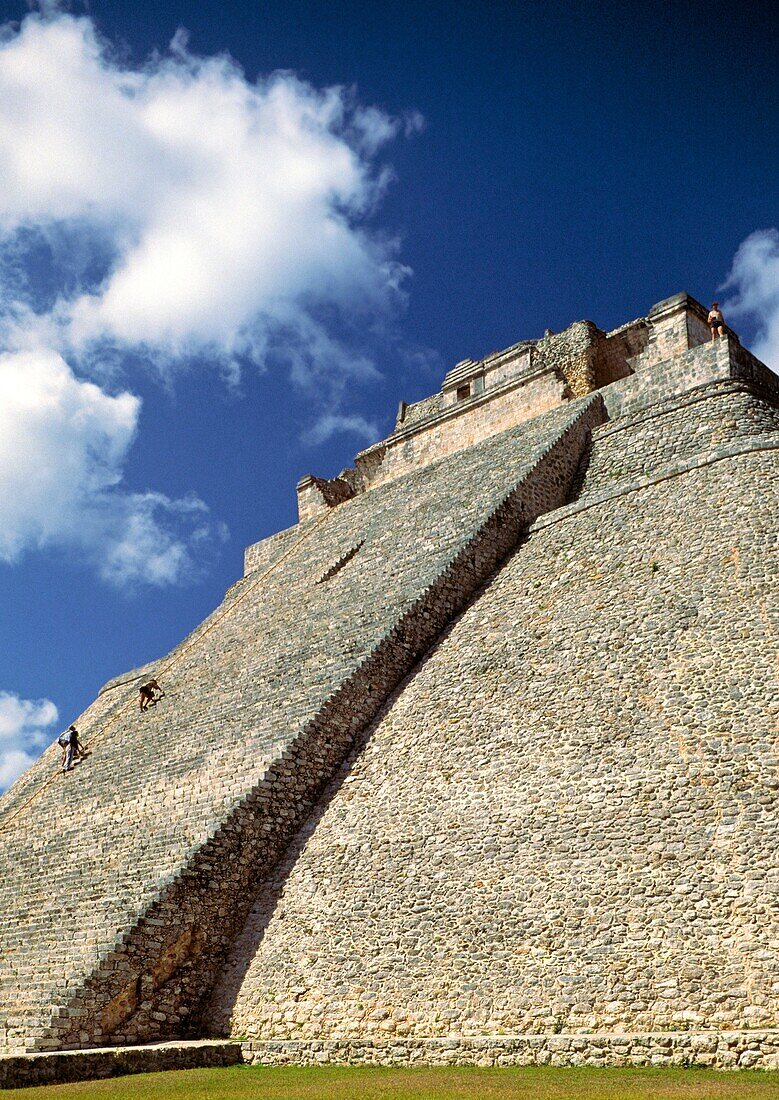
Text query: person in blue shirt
57 725 84 773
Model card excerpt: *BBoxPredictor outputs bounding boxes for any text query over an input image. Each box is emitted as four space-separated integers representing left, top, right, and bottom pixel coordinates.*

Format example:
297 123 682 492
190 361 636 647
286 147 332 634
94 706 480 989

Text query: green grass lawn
3 1065 779 1100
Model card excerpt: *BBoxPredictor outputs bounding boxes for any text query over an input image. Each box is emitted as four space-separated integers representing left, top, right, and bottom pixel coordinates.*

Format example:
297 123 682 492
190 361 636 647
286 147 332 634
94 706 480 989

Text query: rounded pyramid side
212 444 779 1039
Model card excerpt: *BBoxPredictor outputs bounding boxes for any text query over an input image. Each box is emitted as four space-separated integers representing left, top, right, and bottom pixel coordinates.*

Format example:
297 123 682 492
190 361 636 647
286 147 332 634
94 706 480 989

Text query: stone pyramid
1 292 777 1069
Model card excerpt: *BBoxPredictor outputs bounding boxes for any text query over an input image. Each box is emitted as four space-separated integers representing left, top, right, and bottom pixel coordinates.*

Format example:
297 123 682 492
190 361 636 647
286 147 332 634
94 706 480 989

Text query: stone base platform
2 1033 779 1088
0 1039 241 1090
241 1032 779 1071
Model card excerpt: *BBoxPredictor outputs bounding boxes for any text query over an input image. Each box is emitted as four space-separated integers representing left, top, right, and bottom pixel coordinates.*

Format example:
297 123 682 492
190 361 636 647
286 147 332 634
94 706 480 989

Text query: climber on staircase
138 677 164 712
58 725 85 773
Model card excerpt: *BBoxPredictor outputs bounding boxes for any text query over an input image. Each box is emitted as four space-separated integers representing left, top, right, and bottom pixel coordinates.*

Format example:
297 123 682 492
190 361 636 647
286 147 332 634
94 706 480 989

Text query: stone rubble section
0 395 602 1055
214 385 779 1046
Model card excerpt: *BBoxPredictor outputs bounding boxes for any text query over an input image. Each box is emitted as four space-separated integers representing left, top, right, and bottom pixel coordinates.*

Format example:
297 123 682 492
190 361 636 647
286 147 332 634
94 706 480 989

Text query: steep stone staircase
0 394 604 1054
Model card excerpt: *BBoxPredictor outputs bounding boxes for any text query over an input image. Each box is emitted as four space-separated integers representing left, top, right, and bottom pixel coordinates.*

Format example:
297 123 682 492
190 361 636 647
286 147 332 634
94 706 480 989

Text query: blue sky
1 0 777 788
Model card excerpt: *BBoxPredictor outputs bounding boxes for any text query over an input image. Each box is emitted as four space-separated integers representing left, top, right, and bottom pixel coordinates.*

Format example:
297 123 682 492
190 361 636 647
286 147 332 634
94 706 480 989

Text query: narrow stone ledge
240 1032 779 1070
0 1039 241 1089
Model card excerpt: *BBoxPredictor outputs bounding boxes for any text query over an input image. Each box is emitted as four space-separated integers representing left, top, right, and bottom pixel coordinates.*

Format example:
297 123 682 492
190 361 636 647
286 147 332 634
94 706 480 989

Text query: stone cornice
356 359 565 459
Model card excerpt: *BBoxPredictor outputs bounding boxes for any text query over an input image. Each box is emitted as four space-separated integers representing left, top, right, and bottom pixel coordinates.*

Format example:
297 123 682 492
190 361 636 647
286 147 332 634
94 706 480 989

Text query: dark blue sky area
0 0 776 736
86 0 777 346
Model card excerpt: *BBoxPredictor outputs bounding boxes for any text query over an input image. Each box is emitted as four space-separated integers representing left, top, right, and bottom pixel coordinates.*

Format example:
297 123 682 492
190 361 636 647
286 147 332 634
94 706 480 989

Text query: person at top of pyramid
708 302 725 340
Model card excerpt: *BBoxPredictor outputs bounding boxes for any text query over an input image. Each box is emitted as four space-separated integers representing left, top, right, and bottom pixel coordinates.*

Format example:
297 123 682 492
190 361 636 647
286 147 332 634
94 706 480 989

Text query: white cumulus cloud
0 10 418 583
0 11 411 379
0 690 58 792
721 228 779 373
0 348 224 584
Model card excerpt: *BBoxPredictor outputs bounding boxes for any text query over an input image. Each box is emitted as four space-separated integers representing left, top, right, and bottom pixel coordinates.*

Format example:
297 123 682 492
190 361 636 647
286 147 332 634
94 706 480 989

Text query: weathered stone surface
210 328 779 1046
5 1030 777 1087
0 1039 240 1090
240 1032 779 1070
0 391 600 1053
1 290 777 1072
573 378 779 501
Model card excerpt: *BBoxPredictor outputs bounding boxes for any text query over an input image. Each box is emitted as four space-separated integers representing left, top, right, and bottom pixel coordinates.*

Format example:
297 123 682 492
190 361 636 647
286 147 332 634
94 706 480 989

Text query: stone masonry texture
0 391 600 1054
1 292 778 1077
240 1033 779 1071
211 420 779 1042
0 1040 241 1090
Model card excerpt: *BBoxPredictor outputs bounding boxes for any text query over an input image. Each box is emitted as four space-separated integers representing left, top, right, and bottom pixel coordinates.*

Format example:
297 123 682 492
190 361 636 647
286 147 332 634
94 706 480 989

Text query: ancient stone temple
2 291 778 1070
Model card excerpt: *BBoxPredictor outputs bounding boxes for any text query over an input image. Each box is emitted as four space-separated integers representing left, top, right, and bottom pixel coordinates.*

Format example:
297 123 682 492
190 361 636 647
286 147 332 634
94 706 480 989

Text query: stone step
0 1039 241 1089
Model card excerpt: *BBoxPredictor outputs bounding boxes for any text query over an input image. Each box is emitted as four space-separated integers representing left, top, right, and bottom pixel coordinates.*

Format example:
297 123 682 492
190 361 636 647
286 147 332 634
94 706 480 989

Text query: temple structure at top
296 291 739 520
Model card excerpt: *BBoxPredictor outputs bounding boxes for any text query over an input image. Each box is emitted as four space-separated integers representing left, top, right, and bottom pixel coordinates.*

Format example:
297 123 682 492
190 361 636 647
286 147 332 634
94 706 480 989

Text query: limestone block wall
355 370 569 494
530 317 647 397
602 339 725 419
366 321 642 494
297 297 725 522
394 391 443 430
296 475 357 522
240 1031 779 1070
211 393 779 1042
242 520 316 578
636 292 711 368
475 344 533 392
573 379 779 500
596 320 650 387
0 395 602 1055
600 333 774 421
